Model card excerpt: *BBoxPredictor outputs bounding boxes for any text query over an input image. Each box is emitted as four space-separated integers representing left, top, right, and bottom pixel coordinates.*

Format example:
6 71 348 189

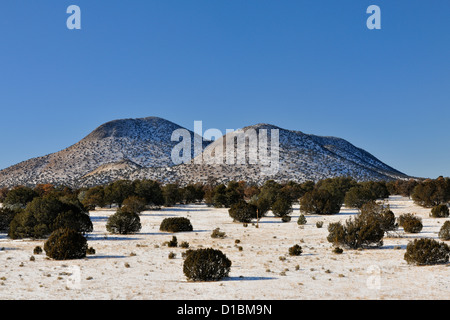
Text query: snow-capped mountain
0 117 208 188
0 117 409 188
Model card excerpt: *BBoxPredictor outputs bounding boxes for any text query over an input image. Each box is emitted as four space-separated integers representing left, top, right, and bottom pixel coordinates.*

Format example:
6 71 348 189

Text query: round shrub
3 186 37 209
33 246 43 255
106 208 142 234
327 213 384 249
8 196 92 239
183 248 232 281
281 215 291 223
271 196 293 217
159 217 193 233
398 213 423 233
430 204 449 218
332 246 344 254
211 228 226 239
44 228 88 260
288 244 302 256
297 214 307 225
360 201 398 232
343 186 377 209
404 238 450 265
438 221 450 241
300 189 342 215
228 201 257 223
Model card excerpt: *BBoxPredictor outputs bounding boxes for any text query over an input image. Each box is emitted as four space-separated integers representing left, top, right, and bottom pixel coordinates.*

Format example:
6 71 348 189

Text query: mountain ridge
0 116 409 188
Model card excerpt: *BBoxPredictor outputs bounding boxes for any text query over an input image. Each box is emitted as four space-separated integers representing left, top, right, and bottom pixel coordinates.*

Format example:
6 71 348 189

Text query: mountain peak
83 116 182 141
0 116 408 188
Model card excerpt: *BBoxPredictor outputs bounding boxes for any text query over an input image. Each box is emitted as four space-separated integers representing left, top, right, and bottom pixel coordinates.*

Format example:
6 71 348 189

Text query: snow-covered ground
0 196 448 300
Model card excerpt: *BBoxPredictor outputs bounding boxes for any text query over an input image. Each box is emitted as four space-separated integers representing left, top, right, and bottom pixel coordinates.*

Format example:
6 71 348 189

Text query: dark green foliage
182 184 205 204
33 246 43 255
316 221 324 228
343 181 389 209
132 179 164 208
251 180 294 216
315 177 357 205
344 186 377 209
183 248 232 281
438 221 450 241
180 241 190 249
430 204 449 218
256 180 282 207
332 247 343 254
327 213 384 249
159 217 193 233
249 195 271 218
271 196 293 217
168 236 178 247
404 238 450 265
228 201 257 223
168 252 176 259
8 196 92 239
212 184 228 208
279 181 310 203
300 189 342 215
44 228 88 260
0 207 19 233
211 228 226 238
106 208 142 234
0 187 9 203
53 209 93 234
360 181 390 200
386 179 418 197
86 247 96 255
379 209 397 232
297 214 307 225
104 180 134 208
411 177 450 208
360 201 398 232
162 184 182 207
3 186 38 209
210 182 244 208
398 213 423 233
122 196 147 214
281 215 291 223
288 244 302 256
80 185 106 210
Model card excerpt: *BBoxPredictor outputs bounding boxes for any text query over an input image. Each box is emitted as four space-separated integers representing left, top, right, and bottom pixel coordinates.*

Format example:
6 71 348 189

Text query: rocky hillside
0 117 207 188
0 118 409 188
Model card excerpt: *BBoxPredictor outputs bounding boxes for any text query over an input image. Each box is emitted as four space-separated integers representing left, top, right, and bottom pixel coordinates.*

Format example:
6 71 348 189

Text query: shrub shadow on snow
140 213 178 217
223 276 277 281
0 247 20 251
257 220 285 224
87 235 142 241
89 216 109 222
381 244 407 250
162 207 210 212
86 254 127 260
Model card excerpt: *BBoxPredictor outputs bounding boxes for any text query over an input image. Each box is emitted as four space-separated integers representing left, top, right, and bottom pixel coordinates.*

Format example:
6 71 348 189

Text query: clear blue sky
0 1 449 178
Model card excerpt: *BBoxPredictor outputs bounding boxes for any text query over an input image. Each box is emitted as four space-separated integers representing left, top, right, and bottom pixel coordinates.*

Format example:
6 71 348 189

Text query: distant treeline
1 176 448 212
1 176 449 241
